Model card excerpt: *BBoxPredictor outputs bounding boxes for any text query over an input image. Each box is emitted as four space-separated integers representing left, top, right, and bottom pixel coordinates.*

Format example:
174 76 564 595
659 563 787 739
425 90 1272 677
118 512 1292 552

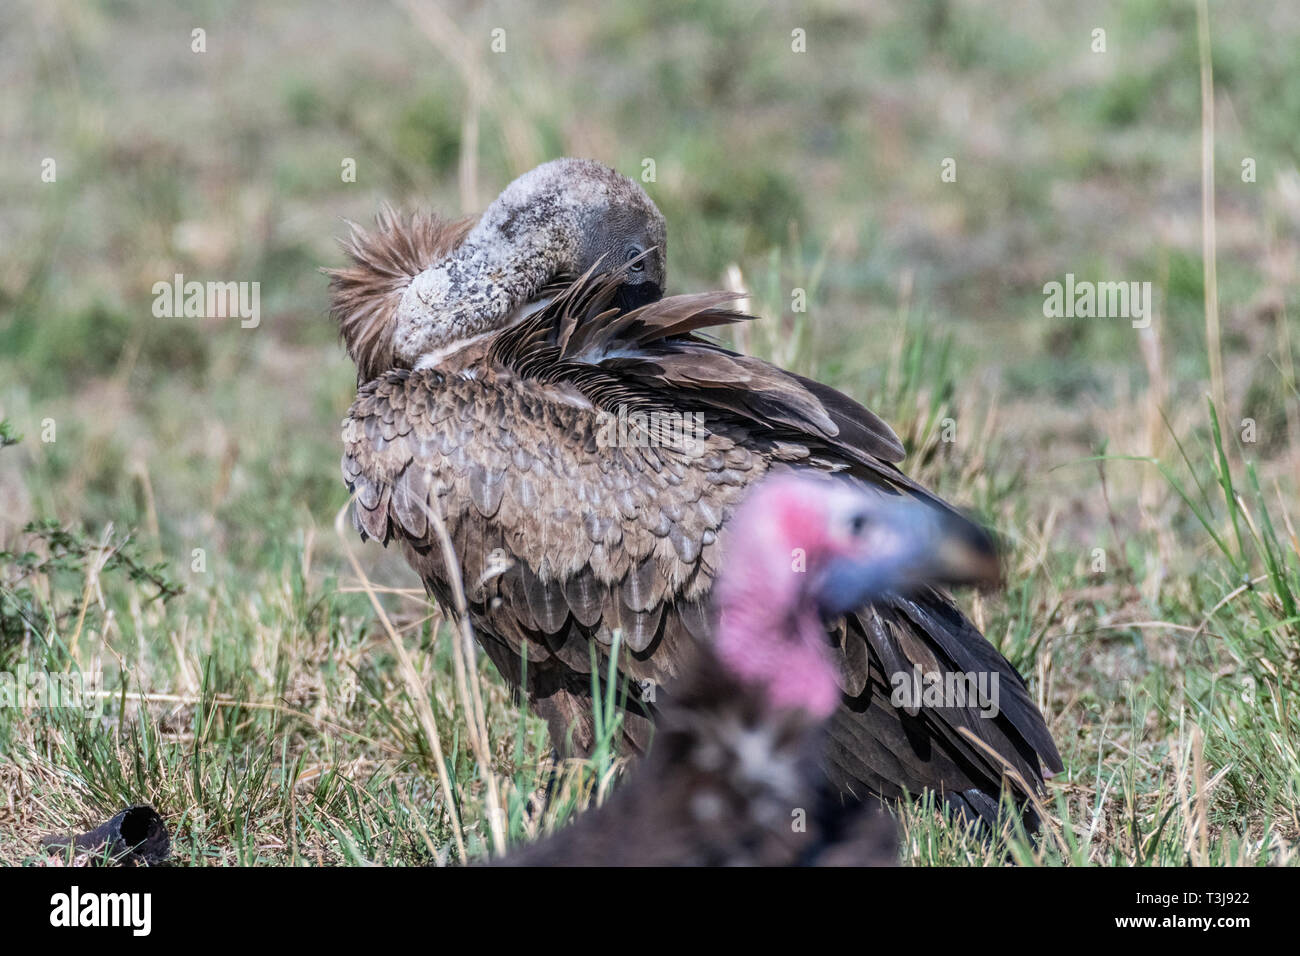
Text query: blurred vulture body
499 477 999 866
499 638 898 866
328 159 1062 830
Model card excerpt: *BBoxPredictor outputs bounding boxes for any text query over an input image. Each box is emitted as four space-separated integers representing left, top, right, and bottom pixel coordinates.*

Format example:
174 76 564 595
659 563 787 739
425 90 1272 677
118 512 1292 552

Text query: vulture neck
714 550 840 722
393 204 578 367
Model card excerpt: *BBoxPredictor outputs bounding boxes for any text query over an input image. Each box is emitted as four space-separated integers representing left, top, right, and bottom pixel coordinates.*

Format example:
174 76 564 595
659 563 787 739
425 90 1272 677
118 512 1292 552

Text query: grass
2 368 1297 866
2 0 1299 866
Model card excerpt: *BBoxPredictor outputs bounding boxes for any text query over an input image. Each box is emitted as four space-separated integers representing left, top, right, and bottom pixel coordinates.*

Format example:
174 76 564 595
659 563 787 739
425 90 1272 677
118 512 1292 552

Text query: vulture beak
614 281 663 313
815 497 1001 619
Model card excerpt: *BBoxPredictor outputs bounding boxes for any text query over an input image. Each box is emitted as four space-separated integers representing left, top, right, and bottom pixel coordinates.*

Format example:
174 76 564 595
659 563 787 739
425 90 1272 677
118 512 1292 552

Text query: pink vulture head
713 476 1000 721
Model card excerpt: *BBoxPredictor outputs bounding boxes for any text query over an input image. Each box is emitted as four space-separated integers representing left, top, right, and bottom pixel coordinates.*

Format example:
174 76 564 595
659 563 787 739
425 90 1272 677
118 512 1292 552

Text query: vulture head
714 478 1000 720
328 158 666 381
391 159 666 366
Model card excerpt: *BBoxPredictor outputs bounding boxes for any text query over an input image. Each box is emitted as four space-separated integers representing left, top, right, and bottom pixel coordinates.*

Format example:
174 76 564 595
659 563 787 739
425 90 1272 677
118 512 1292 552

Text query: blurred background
1 0 1298 864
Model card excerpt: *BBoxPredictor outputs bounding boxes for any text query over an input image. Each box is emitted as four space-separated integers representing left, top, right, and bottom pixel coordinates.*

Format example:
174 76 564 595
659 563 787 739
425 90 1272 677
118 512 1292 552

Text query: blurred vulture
499 477 999 866
327 159 1063 830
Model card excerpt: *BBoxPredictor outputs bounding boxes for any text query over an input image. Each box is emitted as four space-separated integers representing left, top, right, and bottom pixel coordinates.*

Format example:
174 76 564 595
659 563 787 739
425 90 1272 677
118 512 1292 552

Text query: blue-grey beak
816 498 1000 618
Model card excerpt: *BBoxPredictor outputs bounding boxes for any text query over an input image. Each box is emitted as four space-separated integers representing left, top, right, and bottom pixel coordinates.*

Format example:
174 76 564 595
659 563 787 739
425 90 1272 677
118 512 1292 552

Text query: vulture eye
626 247 645 272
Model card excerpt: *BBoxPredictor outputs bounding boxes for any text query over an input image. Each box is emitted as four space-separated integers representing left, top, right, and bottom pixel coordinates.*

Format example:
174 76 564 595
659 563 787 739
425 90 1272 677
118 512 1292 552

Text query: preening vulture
327 158 1063 830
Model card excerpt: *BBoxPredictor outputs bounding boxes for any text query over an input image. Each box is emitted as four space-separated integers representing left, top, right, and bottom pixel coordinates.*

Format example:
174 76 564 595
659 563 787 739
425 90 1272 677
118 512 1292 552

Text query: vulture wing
342 269 1063 827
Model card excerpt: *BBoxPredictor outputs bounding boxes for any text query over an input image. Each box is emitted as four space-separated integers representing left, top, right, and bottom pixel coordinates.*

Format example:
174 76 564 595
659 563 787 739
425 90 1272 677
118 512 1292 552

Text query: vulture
498 476 1000 866
327 158 1063 831
496 478 993 868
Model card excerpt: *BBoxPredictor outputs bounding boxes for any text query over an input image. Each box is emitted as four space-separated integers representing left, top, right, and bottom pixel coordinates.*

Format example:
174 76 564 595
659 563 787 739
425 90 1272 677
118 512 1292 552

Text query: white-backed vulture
327 159 1063 829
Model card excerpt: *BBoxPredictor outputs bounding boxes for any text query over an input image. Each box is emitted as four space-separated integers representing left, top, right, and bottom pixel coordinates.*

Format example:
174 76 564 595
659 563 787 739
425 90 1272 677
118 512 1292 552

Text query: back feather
490 266 909 484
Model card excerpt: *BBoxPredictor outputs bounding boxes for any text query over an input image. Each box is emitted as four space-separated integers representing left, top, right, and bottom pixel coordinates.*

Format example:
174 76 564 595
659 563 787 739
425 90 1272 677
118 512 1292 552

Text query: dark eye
626 247 645 272
848 512 869 537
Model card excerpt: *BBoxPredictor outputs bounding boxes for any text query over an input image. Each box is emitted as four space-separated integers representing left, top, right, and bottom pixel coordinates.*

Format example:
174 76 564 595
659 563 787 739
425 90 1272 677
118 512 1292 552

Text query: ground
1 0 1298 865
